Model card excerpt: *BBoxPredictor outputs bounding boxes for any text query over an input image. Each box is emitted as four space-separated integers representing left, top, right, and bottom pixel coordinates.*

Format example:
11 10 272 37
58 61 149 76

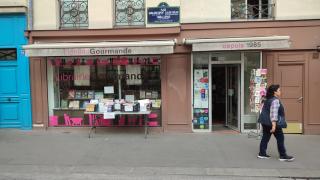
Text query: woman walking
257 84 294 162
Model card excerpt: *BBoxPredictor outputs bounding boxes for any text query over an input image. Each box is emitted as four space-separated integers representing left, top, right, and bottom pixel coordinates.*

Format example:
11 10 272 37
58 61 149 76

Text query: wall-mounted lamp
317 45 320 52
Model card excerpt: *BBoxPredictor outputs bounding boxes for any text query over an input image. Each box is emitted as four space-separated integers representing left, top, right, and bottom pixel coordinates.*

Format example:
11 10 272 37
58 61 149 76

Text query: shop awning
22 40 176 57
184 36 290 51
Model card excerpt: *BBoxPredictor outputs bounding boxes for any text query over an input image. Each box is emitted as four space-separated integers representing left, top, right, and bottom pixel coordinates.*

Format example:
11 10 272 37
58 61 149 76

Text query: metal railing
60 0 88 29
231 3 275 19
115 0 145 26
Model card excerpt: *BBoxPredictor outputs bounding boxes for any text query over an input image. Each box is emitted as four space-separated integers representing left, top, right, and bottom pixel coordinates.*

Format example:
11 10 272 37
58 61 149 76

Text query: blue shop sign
148 2 180 24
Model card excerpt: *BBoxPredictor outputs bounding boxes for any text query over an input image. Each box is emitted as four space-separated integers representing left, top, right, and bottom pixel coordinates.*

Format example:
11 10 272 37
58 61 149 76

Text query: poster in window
250 68 267 113
68 90 75 99
126 65 142 85
104 86 114 94
140 90 145 99
193 69 209 108
74 66 90 86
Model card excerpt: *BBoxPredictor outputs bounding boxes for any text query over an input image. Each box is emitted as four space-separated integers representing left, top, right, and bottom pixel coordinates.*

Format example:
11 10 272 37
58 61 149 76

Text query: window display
192 53 209 130
48 56 161 127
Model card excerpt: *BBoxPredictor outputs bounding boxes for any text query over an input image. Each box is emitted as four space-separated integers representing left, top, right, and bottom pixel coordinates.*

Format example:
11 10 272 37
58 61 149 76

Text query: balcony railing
60 0 88 29
231 3 275 19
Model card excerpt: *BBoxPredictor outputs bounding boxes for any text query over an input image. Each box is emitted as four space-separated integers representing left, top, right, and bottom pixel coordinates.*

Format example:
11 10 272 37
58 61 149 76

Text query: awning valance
184 36 290 51
23 40 176 57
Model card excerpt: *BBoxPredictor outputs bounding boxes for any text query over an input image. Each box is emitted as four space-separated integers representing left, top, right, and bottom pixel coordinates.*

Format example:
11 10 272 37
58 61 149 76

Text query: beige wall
276 0 320 20
181 0 230 23
0 0 27 7
33 0 59 30
30 0 320 30
146 0 180 28
88 0 113 29
0 0 27 13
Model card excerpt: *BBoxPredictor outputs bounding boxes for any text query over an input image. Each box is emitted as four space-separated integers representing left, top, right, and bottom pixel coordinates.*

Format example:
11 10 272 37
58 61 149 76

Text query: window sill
59 27 89 30
231 18 275 22
113 25 146 29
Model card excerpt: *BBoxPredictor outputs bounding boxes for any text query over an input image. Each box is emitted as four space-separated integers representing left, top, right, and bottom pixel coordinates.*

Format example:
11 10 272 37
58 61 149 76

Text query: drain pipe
27 0 33 30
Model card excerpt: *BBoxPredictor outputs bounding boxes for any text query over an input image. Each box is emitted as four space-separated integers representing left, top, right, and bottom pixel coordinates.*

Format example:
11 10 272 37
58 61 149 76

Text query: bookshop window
48 56 162 127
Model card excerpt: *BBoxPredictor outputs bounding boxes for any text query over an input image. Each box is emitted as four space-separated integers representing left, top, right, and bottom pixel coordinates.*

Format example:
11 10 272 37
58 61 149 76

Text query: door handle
297 97 303 103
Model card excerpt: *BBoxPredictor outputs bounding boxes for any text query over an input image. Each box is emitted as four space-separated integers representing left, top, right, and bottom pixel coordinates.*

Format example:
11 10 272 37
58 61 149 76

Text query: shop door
0 65 20 128
226 65 240 130
278 65 303 133
0 15 31 129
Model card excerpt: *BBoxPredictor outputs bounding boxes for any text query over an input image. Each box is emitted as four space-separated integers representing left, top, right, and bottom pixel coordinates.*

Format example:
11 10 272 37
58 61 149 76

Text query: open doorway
211 64 240 131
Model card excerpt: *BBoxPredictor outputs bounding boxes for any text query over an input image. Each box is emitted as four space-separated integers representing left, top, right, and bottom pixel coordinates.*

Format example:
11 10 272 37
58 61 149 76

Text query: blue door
0 14 32 129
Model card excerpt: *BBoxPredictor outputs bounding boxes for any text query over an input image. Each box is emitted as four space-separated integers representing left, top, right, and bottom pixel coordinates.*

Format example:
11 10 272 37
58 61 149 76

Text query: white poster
125 95 135 102
126 65 142 85
104 86 114 94
74 66 90 86
104 112 115 119
193 69 209 108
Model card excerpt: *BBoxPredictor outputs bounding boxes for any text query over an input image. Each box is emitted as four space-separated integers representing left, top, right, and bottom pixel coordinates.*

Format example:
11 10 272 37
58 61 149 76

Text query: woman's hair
266 84 280 99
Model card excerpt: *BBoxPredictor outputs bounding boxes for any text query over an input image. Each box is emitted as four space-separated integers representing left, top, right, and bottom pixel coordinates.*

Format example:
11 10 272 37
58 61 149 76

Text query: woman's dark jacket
258 97 285 127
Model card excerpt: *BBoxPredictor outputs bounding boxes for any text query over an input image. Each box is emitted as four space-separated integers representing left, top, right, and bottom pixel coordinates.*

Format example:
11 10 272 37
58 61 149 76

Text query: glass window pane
0 48 17 61
211 52 241 62
115 0 145 26
232 0 273 19
60 0 88 29
231 0 246 19
244 52 260 115
193 53 209 130
48 56 161 127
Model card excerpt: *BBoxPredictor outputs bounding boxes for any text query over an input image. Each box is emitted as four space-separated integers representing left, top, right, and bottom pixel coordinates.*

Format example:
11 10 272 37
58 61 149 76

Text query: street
0 129 319 180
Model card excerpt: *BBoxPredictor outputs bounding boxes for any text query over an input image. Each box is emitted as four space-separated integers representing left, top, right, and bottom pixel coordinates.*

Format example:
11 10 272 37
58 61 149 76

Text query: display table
84 111 151 139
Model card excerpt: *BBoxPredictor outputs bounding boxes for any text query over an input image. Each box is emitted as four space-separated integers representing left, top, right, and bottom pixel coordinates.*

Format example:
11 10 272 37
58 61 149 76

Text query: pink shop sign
193 40 290 51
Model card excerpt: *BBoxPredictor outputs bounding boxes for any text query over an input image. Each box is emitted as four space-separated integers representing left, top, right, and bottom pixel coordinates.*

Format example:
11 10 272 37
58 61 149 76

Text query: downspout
27 0 33 30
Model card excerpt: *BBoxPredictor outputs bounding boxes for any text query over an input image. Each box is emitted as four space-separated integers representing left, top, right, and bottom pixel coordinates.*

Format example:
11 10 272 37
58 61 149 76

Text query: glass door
226 65 240 130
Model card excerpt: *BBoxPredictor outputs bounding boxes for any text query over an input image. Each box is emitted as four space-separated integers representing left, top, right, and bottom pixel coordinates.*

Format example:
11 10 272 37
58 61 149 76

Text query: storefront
23 40 175 128
23 19 320 134
185 36 291 133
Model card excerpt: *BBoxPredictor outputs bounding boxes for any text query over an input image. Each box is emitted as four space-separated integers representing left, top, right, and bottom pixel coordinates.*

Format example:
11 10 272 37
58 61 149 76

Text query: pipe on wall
27 0 33 30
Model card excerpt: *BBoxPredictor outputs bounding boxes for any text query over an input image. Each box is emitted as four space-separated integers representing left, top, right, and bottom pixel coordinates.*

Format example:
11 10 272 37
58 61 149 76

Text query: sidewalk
0 128 320 179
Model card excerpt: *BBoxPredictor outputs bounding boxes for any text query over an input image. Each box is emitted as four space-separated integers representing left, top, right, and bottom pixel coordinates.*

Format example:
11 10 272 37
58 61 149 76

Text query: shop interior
211 64 239 131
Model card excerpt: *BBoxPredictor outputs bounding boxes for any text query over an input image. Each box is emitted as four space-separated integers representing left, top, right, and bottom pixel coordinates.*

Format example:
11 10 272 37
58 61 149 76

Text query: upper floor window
115 0 145 26
0 48 17 61
231 0 274 19
60 0 88 29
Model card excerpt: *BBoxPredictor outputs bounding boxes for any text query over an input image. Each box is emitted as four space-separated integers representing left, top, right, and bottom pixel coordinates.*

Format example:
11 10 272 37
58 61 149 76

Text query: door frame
191 51 262 133
275 61 305 134
225 64 241 130
209 61 243 132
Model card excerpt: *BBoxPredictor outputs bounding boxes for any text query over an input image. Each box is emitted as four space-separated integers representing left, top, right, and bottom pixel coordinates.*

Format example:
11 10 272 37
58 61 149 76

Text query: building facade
0 0 32 129
24 0 320 134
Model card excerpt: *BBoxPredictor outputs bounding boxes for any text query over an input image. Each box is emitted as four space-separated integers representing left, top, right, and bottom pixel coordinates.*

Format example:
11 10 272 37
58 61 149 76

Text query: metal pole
118 65 121 99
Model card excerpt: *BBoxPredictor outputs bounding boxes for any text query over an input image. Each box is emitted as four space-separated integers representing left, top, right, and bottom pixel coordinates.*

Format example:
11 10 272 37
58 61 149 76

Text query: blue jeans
259 124 287 157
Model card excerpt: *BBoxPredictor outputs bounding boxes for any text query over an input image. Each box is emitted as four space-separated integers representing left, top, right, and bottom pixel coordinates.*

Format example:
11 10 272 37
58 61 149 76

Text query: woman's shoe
257 154 271 159
279 155 295 162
